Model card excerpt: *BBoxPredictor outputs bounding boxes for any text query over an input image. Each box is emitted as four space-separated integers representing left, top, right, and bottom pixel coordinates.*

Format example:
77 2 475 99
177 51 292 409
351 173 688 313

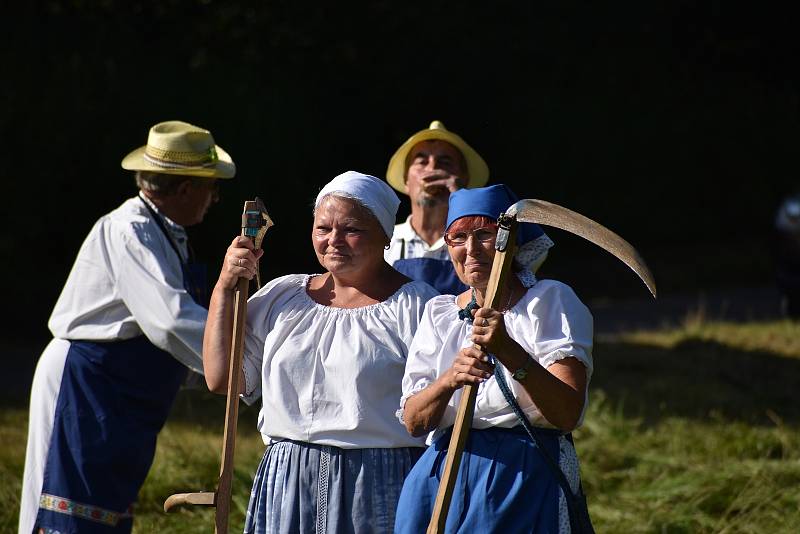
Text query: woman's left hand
471 307 512 356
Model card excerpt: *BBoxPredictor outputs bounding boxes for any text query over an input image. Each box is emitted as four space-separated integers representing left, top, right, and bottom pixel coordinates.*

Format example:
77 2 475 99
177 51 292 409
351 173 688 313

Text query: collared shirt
398 279 594 445
240 274 438 448
384 216 450 264
48 194 207 373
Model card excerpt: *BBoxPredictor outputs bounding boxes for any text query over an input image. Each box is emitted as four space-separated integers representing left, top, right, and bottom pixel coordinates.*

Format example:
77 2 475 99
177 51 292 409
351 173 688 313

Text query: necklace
457 284 516 321
457 288 479 321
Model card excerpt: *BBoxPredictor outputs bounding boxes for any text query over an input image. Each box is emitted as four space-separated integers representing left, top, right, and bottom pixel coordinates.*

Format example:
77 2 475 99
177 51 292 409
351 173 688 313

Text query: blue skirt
394 426 581 534
244 440 423 534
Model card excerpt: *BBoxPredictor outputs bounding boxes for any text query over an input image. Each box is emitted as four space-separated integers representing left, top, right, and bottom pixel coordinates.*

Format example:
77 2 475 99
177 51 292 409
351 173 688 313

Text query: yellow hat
121 120 235 179
386 120 489 194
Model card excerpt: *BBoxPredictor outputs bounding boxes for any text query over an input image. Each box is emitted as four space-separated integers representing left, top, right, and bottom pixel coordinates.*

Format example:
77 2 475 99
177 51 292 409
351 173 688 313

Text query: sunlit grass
577 393 800 533
616 316 800 359
3 319 800 533
134 413 266 533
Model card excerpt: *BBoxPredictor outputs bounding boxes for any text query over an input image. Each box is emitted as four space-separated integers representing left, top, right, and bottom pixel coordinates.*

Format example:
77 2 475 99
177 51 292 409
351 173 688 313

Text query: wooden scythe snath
164 198 273 534
427 199 656 533
427 214 520 534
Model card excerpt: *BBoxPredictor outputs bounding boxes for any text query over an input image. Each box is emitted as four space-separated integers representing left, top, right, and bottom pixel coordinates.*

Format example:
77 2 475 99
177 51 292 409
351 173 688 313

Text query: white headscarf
315 171 400 238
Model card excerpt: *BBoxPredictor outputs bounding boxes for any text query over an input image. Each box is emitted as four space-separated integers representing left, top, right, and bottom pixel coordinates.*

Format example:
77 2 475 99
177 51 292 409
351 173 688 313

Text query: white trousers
19 339 69 534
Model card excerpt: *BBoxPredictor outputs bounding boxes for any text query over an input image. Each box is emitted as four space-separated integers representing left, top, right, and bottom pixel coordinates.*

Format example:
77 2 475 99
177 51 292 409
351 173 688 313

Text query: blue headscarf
446 184 544 244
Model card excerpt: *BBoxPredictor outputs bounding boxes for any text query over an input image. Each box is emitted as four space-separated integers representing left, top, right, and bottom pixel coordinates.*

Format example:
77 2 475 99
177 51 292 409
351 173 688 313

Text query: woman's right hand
218 236 264 290
440 346 495 390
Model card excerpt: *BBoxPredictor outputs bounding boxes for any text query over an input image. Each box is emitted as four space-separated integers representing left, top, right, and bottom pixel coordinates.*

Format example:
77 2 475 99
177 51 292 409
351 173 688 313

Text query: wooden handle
426 383 477 533
163 492 215 513
427 221 518 533
214 276 249 534
216 199 267 534
161 199 271 533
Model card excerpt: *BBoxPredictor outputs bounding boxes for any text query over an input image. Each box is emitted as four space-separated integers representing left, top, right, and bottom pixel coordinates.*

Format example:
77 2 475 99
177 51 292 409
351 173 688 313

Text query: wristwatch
511 357 533 381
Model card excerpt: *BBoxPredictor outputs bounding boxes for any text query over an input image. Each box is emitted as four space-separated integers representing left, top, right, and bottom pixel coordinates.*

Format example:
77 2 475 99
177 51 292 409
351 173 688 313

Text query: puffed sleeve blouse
398 279 593 445
241 274 438 448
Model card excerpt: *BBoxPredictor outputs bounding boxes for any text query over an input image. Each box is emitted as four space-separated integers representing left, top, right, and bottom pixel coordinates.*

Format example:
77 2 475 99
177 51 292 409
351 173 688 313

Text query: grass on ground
2 318 799 533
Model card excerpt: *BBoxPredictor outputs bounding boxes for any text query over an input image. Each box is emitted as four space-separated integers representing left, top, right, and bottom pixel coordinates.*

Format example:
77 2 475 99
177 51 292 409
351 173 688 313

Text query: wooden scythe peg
427 215 519 534
164 198 273 534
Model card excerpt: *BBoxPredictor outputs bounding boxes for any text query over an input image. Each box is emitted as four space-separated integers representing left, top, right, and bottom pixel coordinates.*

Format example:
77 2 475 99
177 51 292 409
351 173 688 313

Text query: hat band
143 145 218 169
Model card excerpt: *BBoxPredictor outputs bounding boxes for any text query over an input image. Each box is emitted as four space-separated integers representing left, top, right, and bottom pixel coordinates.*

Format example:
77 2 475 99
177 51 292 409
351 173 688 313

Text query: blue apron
393 257 467 296
35 201 208 533
395 426 566 534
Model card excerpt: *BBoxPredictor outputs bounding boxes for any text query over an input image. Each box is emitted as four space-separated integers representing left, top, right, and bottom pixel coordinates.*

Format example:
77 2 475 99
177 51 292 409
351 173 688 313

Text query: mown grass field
3 318 799 533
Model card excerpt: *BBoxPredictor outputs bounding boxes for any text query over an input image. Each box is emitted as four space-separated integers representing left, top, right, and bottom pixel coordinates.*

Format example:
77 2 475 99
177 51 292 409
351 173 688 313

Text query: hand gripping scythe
427 199 657 534
164 198 274 534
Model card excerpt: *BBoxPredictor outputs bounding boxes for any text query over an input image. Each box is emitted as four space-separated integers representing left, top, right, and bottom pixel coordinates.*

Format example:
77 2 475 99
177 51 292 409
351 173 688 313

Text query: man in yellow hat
19 120 235 534
384 120 490 294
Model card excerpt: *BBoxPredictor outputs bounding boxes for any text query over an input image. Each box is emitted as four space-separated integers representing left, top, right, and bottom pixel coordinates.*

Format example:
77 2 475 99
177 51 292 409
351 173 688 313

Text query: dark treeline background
3 1 799 341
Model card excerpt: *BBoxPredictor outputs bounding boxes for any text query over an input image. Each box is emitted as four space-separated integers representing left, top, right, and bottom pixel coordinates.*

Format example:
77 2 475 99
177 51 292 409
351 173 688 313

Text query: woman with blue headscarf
395 184 593 533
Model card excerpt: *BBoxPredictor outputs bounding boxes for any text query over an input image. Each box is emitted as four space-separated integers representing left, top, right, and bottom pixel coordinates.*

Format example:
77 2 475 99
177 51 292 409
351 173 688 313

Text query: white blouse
398 279 594 445
241 274 438 448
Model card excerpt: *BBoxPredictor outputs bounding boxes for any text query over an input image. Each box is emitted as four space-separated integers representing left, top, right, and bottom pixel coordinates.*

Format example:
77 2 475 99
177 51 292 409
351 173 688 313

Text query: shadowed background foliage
3 1 799 341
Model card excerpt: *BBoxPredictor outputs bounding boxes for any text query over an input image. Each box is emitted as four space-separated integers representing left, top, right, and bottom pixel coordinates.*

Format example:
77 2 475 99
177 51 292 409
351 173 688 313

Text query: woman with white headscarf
203 171 439 533
395 184 594 533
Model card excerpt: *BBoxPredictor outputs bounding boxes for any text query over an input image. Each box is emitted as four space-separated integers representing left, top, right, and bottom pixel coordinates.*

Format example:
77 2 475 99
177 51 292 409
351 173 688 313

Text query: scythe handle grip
163 492 216 512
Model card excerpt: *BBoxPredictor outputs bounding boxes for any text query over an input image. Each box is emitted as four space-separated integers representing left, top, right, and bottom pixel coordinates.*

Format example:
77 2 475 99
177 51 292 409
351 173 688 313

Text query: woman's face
312 195 387 278
447 217 498 289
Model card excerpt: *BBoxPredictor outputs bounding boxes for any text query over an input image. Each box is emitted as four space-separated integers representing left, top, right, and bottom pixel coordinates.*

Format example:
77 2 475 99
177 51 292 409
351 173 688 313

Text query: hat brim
386 130 489 194
121 144 236 179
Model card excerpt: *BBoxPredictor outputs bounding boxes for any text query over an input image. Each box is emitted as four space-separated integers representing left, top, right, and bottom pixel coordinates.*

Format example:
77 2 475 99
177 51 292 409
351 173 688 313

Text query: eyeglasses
444 226 498 246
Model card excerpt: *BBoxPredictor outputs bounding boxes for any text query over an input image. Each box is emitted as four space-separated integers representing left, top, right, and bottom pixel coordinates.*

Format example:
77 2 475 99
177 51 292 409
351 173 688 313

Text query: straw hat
386 120 489 194
121 120 235 178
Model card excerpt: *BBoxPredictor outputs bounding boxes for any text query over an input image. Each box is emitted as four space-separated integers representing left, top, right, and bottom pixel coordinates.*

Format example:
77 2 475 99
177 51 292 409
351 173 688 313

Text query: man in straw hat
384 120 492 294
19 120 235 534
385 121 553 295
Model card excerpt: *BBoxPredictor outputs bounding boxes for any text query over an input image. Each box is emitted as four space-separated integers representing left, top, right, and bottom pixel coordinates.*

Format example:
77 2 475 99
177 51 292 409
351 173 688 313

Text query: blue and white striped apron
244 440 423 534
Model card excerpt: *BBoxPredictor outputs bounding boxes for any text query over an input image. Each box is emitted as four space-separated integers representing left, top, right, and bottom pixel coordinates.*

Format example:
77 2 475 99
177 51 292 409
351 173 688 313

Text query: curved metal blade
508 199 657 298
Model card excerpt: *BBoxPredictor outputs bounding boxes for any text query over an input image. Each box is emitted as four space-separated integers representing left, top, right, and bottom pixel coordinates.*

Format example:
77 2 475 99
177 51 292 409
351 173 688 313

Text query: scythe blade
507 199 657 298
